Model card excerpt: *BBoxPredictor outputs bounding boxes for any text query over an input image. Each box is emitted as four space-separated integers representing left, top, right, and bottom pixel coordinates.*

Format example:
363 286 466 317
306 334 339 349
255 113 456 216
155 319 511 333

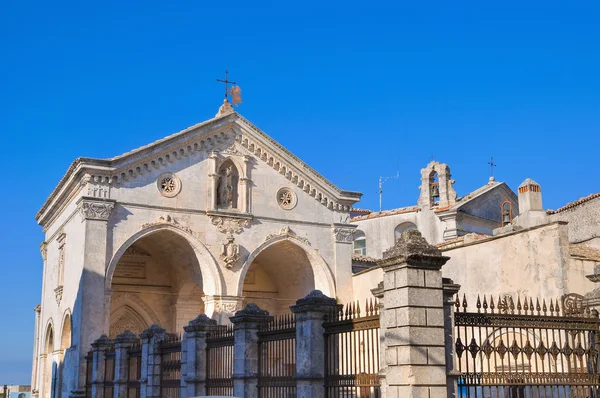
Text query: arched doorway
58 314 71 398
43 323 54 398
240 240 325 315
108 229 206 336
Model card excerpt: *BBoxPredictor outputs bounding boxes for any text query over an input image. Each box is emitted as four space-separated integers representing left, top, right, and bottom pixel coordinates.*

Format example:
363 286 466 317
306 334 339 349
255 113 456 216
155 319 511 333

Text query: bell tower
418 161 457 209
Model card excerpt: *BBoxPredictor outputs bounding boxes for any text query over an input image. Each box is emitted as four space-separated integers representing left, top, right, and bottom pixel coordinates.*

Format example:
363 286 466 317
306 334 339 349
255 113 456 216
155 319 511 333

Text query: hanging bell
503 212 511 224
430 183 440 198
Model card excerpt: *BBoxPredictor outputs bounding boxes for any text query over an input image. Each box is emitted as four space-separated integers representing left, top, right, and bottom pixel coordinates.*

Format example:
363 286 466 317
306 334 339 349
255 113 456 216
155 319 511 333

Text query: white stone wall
549 196 600 245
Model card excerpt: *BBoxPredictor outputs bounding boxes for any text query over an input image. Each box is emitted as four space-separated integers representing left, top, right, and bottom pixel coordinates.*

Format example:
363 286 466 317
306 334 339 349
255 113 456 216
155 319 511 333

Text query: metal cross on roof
216 70 237 100
488 157 497 177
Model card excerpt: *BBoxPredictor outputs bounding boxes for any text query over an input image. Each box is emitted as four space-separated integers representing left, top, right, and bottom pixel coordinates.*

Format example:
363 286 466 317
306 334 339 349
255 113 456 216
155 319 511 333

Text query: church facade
30 100 600 398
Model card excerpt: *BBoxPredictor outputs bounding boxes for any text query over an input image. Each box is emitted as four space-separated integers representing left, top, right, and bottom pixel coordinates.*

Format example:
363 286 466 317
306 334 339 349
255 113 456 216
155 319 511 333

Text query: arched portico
105 224 225 336
236 234 335 315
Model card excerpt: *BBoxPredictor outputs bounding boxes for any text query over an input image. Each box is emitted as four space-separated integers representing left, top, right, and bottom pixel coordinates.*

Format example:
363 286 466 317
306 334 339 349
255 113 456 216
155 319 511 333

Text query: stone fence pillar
230 304 272 398
290 290 340 398
377 230 450 398
443 278 461 398
181 314 218 398
113 331 138 398
139 325 166 398
90 335 113 398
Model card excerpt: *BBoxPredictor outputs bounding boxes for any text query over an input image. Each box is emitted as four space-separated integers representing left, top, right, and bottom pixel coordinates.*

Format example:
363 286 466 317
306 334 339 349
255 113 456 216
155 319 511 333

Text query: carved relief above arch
109 304 149 339
109 292 161 329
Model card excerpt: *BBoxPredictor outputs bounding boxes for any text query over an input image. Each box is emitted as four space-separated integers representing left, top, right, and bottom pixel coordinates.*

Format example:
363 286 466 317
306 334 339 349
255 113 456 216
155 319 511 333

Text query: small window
353 231 367 256
502 201 512 227
394 222 418 241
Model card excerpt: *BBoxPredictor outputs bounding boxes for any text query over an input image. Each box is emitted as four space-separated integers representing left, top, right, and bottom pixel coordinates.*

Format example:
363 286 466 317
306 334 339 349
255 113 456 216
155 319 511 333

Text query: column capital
77 197 116 221
378 230 449 270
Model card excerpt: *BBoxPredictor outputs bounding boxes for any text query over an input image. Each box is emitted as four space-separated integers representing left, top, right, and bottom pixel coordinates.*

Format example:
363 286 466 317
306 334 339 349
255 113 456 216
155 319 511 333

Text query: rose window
277 187 297 210
157 173 181 197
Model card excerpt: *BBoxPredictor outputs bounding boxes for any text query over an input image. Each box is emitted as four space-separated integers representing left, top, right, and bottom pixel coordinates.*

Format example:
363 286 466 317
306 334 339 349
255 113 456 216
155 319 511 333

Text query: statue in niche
217 161 239 209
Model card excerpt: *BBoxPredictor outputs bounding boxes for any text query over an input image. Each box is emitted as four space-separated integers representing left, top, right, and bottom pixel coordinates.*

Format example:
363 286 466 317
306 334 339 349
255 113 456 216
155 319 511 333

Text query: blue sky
1 1 599 384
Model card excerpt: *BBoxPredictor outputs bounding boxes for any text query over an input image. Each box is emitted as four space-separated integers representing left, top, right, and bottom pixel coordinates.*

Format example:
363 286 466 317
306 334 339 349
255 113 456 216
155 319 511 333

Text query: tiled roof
436 237 465 248
350 208 372 214
569 245 600 262
547 193 600 215
350 206 420 222
351 253 379 263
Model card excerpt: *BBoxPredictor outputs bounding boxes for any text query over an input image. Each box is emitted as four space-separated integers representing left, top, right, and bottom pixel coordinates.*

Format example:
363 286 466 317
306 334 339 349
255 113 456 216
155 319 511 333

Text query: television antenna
378 172 400 212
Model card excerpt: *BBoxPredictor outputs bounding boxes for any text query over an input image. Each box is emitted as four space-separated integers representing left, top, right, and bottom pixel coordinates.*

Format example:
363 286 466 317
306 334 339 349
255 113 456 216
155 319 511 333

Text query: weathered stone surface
140 324 166 339
183 314 217 332
115 330 138 343
290 290 338 313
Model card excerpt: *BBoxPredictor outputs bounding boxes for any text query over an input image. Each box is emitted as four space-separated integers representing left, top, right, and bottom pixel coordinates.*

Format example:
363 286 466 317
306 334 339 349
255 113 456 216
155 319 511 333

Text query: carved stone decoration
264 226 310 246
217 161 239 209
210 215 251 234
141 214 194 235
333 227 355 243
215 301 240 314
222 142 243 156
277 187 297 210
54 286 63 306
220 234 240 269
157 172 182 198
40 242 48 262
78 199 115 221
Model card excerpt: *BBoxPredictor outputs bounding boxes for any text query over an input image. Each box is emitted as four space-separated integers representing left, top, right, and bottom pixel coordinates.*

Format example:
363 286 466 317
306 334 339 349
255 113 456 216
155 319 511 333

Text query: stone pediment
37 111 362 227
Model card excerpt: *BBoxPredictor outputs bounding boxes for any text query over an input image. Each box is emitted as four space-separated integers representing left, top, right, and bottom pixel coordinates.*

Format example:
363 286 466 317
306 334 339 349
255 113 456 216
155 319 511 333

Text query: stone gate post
230 304 272 398
181 314 217 398
139 325 166 398
113 331 138 398
90 335 112 398
443 278 461 398
377 230 450 398
290 290 340 398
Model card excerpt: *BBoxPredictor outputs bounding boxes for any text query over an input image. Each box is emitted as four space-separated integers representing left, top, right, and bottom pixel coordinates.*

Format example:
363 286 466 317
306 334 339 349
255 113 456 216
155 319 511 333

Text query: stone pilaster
371 282 387 396
181 314 218 398
91 335 113 398
204 295 243 324
377 230 450 398
230 304 273 398
332 224 357 304
290 290 340 398
113 331 138 398
140 325 166 398
73 197 115 393
443 278 461 398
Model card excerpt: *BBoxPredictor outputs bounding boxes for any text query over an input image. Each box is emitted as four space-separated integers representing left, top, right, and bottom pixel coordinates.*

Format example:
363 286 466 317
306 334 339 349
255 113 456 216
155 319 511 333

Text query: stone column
371 282 387 396
230 304 272 398
113 331 138 398
31 304 42 398
72 197 115 397
91 335 113 398
443 278 461 398
377 230 450 398
181 314 218 398
140 325 166 398
332 224 357 304
290 290 340 398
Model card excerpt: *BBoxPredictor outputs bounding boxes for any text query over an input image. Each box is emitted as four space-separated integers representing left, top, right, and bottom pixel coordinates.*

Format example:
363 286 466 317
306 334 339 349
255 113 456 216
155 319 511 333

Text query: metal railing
159 333 182 398
324 299 381 398
206 324 234 396
258 313 297 397
103 346 116 398
454 293 600 397
127 341 142 398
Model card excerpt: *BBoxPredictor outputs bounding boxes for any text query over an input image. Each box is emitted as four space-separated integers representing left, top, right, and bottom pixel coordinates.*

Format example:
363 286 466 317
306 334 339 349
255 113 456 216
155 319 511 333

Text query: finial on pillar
378 229 449 269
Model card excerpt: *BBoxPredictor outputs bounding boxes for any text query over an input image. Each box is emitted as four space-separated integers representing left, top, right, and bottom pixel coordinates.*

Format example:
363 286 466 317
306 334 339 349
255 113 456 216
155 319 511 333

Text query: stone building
30 99 600 397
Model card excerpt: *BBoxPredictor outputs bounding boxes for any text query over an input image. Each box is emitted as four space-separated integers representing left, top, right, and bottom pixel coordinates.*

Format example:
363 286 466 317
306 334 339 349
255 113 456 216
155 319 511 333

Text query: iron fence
258 313 297 397
206 324 234 396
159 333 182 398
127 341 142 398
454 293 600 398
84 350 93 398
103 346 116 398
324 299 381 398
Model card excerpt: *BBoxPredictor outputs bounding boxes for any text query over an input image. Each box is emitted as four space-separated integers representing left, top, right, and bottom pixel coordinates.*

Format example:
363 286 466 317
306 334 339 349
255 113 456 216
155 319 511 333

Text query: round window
277 187 297 210
157 173 182 197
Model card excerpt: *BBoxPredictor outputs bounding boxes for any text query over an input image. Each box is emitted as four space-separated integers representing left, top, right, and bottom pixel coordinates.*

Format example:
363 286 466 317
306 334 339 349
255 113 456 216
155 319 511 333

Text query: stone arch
43 320 55 398
353 229 367 256
109 294 159 338
106 224 224 296
218 155 247 179
394 222 418 241
236 235 335 301
59 311 71 351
